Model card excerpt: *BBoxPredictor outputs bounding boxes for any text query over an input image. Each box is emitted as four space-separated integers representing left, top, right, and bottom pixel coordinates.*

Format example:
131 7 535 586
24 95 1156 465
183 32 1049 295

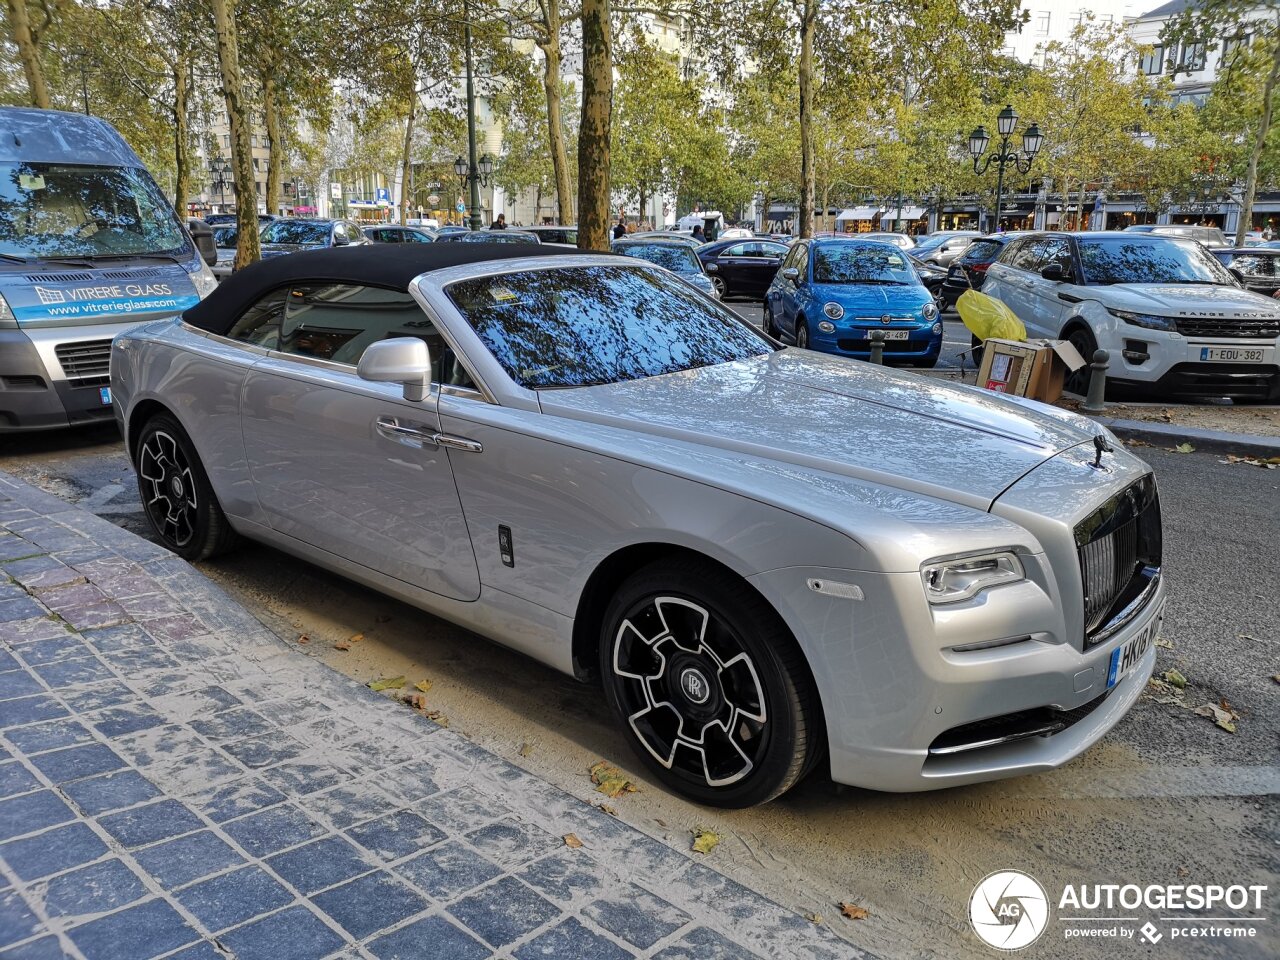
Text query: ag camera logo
970 870 1050 950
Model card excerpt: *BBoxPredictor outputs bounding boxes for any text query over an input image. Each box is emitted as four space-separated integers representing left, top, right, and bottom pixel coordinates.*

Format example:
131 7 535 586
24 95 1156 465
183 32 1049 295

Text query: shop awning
836 206 878 221
881 205 925 220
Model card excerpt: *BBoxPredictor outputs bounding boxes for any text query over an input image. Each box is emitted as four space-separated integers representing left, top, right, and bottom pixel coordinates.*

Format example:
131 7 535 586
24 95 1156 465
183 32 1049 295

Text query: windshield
213 226 238 249
813 244 919 285
1077 237 1235 285
261 221 331 246
615 243 699 273
461 232 538 244
0 162 189 260
446 265 770 389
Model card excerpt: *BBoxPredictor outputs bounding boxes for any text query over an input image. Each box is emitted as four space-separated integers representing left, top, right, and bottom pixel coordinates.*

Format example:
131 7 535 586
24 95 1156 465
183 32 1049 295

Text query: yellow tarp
957 289 1026 342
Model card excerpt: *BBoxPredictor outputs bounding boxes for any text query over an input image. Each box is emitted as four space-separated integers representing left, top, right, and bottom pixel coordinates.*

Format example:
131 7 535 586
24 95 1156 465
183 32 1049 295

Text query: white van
0 107 216 431
981 231 1280 400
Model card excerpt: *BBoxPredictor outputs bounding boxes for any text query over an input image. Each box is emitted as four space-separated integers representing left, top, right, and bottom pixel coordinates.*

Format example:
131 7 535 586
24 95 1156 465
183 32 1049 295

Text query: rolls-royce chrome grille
1075 475 1162 647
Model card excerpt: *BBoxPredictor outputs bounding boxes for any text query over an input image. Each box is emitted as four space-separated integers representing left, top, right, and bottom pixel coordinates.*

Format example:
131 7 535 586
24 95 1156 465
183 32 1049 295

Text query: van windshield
0 162 188 260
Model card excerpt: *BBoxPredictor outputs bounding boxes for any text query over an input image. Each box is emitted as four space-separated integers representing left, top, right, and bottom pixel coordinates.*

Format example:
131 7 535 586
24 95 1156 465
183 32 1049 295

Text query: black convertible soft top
183 243 587 335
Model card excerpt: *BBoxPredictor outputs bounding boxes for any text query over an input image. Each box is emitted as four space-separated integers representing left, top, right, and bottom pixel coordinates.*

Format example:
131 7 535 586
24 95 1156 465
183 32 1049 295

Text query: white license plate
862 330 911 340
99 387 111 406
1106 603 1163 689
1199 347 1264 363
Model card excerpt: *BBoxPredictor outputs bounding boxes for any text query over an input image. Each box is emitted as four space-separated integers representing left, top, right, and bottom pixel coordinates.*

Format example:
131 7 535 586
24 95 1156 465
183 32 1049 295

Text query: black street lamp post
209 158 232 213
453 152 495 229
967 105 1043 232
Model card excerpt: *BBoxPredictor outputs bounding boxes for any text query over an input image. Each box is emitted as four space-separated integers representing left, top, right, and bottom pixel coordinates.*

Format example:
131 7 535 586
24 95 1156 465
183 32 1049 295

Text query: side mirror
705 263 719 272
187 219 218 267
332 232 350 246
357 337 431 402
1040 262 1066 282
782 266 799 282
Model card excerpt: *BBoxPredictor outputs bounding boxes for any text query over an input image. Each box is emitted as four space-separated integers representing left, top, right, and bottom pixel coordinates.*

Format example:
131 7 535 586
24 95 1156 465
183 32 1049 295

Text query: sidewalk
0 471 864 960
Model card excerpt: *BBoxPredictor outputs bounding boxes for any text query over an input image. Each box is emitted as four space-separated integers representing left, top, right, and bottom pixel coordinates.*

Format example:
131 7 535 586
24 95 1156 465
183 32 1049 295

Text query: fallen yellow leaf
369 675 406 692
840 902 870 920
1173 442 1194 454
425 710 448 727
589 761 639 798
518 742 533 757
690 828 720 855
563 833 583 848
297 634 310 644
349 632 365 643
414 679 432 693
334 640 352 651
804 912 823 924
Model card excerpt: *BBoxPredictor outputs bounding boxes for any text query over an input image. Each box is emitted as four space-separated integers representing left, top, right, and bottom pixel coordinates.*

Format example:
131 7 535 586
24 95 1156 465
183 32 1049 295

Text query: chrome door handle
375 417 437 447
434 433 483 453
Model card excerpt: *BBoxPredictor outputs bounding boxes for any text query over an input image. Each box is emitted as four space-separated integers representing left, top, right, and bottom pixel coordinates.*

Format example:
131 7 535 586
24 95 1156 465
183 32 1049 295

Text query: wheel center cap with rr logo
680 668 710 704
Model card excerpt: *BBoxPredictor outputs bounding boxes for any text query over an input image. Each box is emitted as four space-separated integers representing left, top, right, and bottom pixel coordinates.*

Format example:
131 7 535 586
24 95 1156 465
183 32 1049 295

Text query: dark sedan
1212 248 1280 298
437 229 541 245
259 218 370 259
939 233 1029 307
695 238 789 299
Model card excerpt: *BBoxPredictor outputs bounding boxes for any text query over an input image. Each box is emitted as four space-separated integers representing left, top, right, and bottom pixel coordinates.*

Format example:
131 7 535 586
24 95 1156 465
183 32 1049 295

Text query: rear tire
134 413 238 561
599 557 821 808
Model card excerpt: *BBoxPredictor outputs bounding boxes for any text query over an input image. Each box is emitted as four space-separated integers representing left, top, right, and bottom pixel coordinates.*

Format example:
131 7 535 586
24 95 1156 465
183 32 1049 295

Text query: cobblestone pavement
0 471 866 960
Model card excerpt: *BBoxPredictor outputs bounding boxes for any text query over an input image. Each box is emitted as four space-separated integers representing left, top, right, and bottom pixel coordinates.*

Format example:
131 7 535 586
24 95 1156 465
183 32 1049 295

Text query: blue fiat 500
764 237 943 366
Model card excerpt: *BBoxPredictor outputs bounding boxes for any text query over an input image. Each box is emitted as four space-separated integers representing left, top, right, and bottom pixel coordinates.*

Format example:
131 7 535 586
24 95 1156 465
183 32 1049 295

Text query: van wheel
134 413 238 561
1065 327 1098 396
599 557 821 807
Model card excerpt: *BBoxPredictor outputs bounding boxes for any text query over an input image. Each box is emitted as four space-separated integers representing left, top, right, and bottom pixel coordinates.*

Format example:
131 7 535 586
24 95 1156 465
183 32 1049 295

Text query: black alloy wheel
600 558 821 807
135 414 237 561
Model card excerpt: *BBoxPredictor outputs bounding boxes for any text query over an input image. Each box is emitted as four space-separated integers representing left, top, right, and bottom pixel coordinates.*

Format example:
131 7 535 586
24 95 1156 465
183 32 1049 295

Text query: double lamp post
967 105 1043 232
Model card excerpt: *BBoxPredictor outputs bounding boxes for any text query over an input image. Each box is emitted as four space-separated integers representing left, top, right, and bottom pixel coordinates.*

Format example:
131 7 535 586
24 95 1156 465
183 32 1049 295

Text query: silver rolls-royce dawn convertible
111 243 1165 807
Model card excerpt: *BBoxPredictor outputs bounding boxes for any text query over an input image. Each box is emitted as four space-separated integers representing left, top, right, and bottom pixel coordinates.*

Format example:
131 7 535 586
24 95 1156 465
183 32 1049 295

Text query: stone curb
1096 417 1280 457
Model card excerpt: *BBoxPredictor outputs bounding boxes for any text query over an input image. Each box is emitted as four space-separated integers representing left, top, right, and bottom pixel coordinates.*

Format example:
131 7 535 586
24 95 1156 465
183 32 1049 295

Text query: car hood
809 282 932 313
538 349 1101 510
1087 282 1280 317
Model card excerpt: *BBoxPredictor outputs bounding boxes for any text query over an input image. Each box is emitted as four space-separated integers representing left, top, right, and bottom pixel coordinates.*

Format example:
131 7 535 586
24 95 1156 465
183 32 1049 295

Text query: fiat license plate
1106 603 1163 689
862 330 910 340
1200 347 1264 363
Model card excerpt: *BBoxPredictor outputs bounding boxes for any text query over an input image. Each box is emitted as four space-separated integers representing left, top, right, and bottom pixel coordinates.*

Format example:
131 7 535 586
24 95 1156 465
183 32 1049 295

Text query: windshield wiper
0 253 28 264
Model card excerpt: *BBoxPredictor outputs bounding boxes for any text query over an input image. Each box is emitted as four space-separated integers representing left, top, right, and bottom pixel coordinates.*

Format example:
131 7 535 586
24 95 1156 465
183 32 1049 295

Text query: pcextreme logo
969 870 1050 951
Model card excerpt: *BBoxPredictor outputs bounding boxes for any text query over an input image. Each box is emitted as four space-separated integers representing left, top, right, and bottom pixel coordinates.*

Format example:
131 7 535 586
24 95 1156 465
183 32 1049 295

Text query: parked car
437 229 541 245
1123 223 1231 248
861 232 916 251
259 218 370 259
523 225 578 247
1212 248 1280 298
629 230 701 247
912 230 982 266
112 243 1166 806
436 225 470 238
939 233 1030 308
982 231 1280 400
695 238 789 299
406 217 440 230
612 237 717 298
364 225 436 244
204 213 276 227
764 238 942 366
211 226 239 281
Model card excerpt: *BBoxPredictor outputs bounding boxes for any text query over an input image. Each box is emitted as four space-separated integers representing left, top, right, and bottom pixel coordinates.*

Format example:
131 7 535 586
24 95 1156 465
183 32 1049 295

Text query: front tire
599 558 821 807
795 316 810 349
710 274 727 298
1064 326 1098 396
134 413 238 561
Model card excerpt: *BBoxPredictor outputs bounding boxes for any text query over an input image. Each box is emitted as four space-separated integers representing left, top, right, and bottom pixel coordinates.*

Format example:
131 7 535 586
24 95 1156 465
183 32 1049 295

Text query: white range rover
982 231 1280 401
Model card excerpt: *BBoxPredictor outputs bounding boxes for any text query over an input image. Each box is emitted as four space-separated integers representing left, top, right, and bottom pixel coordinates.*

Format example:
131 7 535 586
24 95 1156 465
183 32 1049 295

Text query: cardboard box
977 338 1086 404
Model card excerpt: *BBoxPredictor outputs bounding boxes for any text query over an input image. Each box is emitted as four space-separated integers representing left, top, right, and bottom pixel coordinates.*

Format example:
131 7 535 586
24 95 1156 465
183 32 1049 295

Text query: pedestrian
613 216 627 240
1263 224 1274 241
691 225 705 242
491 213 508 229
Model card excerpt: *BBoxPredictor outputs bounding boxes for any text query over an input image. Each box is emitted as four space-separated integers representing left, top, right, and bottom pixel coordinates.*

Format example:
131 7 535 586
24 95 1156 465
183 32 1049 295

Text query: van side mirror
187 219 218 267
1040 262 1066 282
357 337 432 402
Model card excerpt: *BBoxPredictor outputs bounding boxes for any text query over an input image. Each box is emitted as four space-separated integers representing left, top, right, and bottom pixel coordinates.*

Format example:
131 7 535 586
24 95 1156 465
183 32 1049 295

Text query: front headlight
817 320 835 333
1107 308 1176 332
824 301 844 320
188 264 218 299
922 301 939 321
920 550 1024 604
